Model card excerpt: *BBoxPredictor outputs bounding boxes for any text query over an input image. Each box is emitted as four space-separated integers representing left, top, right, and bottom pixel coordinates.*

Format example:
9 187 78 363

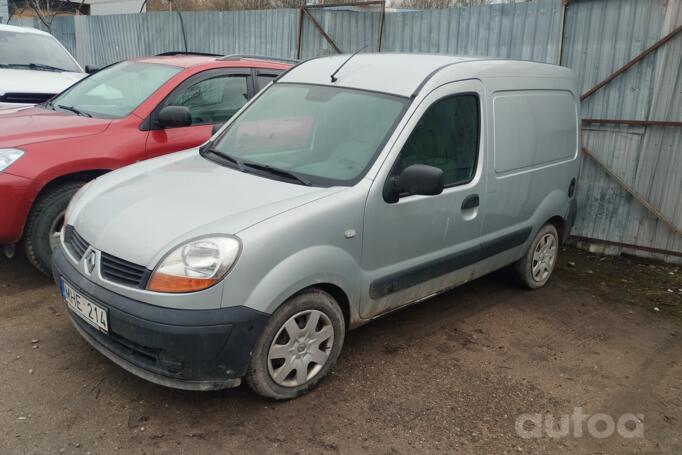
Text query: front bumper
0 172 33 244
52 246 269 391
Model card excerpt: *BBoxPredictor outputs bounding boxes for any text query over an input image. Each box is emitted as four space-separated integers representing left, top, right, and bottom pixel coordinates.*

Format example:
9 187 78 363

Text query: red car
0 53 292 274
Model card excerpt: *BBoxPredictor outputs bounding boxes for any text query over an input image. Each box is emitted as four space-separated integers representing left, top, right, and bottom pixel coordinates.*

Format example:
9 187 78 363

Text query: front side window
48 61 182 119
211 83 408 186
0 30 80 73
167 75 248 125
397 94 479 186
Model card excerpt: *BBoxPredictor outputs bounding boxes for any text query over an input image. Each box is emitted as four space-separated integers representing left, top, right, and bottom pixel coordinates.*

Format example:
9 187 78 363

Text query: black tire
514 223 559 289
246 289 346 400
23 182 85 276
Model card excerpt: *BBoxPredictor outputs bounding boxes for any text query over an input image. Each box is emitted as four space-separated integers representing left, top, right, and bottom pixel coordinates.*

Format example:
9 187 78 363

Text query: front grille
0 92 55 104
100 252 151 289
64 225 90 260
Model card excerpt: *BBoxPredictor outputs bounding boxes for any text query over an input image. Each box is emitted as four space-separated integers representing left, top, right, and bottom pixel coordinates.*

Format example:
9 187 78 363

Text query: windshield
49 61 182 119
211 83 408 186
0 29 81 73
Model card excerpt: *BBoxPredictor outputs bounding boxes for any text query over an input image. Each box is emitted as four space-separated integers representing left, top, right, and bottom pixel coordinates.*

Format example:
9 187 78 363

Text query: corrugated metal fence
0 0 8 24
7 0 682 262
562 0 681 263
10 1 563 65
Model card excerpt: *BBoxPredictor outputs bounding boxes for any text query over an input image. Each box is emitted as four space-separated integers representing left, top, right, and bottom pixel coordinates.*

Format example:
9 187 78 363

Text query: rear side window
397 94 479 186
492 91 577 173
168 75 249 125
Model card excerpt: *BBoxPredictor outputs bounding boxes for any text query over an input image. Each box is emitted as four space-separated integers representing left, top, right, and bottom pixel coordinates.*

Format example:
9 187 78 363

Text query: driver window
397 94 479 186
168 75 249 125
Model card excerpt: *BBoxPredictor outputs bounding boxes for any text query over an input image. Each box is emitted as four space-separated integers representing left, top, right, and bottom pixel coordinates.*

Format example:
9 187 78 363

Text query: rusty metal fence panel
562 0 682 262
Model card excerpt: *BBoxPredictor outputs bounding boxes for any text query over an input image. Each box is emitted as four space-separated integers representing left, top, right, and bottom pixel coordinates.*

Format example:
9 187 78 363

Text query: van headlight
0 148 24 172
147 236 241 293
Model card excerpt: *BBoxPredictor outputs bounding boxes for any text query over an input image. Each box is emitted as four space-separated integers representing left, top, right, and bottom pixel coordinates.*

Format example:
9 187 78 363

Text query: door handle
461 194 480 211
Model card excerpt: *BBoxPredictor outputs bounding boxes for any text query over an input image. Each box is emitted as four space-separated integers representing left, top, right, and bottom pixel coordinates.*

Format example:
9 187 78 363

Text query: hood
0 68 85 99
0 106 111 148
72 150 344 267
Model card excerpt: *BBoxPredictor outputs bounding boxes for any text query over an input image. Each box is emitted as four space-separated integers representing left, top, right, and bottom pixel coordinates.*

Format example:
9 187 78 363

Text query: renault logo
85 250 97 275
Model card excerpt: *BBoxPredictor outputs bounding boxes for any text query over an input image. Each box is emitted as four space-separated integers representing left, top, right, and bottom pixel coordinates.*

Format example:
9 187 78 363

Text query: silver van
52 54 579 399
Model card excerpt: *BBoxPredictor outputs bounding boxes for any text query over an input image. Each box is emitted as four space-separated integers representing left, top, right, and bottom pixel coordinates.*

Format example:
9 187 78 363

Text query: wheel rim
48 211 65 252
531 232 557 282
267 309 334 388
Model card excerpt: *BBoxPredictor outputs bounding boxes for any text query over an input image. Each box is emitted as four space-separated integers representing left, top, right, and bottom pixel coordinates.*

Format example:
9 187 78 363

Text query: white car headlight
147 236 241 293
0 148 24 172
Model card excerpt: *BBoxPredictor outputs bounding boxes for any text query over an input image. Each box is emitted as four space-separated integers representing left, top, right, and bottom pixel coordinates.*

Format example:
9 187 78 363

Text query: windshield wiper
242 161 312 186
5 63 69 72
200 146 245 171
199 145 311 186
56 104 92 118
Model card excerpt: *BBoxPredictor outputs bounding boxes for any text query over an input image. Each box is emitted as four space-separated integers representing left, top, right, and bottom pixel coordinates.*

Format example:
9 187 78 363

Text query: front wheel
23 182 85 276
246 289 345 400
514 223 559 289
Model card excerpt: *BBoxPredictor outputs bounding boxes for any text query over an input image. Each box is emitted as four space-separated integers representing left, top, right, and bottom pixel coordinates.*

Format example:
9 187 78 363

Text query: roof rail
156 51 223 57
218 54 300 64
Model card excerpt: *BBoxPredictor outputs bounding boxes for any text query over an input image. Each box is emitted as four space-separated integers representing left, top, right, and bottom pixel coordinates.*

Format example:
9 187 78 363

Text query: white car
0 24 86 108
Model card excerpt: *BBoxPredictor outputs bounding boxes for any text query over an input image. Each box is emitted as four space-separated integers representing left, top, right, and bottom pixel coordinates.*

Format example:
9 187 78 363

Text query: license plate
61 278 109 333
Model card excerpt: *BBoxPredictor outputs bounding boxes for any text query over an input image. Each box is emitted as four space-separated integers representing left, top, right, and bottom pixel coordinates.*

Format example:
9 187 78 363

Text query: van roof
0 24 52 36
280 53 573 98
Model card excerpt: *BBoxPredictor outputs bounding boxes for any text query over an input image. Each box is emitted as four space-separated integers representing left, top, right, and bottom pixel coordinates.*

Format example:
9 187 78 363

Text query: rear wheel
246 289 345 400
514 223 559 289
24 182 85 276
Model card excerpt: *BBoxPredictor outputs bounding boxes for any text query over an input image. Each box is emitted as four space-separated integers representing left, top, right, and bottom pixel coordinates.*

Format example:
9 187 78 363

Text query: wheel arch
236 245 362 329
21 169 112 242
298 283 351 330
546 215 566 244
33 169 111 204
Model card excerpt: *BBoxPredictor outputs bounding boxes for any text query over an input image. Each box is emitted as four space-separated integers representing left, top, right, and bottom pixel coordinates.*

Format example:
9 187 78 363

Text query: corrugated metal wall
7 0 682 262
11 9 300 66
561 0 682 263
301 0 562 62
0 0 8 23
10 0 563 65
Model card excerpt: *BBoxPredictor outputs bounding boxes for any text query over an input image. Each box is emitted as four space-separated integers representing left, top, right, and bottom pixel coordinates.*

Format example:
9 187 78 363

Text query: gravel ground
0 247 680 454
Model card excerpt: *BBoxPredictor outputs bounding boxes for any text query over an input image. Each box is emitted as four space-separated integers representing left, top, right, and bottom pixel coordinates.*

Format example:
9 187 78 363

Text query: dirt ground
1 247 680 455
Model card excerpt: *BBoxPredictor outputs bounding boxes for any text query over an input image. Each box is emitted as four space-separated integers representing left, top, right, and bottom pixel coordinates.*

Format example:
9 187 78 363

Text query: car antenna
330 45 368 83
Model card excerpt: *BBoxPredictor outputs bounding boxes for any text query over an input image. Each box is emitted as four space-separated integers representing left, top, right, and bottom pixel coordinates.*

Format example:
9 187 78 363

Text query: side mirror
85 65 100 74
211 123 224 135
158 106 192 128
383 164 444 203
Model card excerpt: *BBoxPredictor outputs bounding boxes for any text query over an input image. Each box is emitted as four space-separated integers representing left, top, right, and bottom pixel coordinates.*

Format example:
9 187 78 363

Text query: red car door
145 68 254 159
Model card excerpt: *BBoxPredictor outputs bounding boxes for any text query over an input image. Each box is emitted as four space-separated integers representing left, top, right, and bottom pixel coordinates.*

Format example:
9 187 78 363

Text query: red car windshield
49 61 182 119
